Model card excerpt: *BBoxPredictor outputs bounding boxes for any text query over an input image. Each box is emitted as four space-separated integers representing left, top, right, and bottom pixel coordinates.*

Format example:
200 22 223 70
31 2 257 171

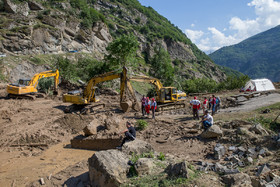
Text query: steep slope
209 25 280 82
0 0 227 83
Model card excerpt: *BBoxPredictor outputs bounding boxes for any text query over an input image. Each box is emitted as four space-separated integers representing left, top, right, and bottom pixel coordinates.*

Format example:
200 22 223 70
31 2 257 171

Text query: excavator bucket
120 101 132 113
120 101 140 113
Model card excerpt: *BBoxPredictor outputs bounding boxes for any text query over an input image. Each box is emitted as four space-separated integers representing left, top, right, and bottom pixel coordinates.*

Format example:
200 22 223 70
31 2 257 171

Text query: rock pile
88 139 197 186
197 144 271 175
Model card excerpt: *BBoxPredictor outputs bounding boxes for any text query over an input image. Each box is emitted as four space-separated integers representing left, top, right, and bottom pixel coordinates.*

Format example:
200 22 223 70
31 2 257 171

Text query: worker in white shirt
201 110 213 130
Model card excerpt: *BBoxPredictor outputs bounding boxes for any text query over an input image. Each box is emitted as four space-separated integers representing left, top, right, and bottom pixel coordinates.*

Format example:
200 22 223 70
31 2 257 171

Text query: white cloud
185 0 280 53
185 29 204 42
191 23 195 27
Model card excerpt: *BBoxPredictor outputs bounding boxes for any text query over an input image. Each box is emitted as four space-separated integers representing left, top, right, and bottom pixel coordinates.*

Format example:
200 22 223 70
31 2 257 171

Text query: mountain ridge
209 25 280 82
0 0 230 84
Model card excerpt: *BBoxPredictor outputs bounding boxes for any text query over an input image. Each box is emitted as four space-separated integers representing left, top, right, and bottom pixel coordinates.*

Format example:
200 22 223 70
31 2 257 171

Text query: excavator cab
158 87 187 103
18 79 30 86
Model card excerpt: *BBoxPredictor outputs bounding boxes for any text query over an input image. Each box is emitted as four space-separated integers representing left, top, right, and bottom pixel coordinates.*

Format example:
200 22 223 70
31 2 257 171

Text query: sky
138 0 280 54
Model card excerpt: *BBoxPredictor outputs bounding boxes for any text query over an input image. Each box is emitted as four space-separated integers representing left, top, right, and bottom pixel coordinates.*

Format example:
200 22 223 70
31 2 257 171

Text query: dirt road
221 93 280 113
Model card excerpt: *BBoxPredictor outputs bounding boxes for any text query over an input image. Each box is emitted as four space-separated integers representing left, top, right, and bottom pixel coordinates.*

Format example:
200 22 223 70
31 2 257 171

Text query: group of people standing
117 94 222 149
190 95 221 130
190 95 221 118
141 96 157 119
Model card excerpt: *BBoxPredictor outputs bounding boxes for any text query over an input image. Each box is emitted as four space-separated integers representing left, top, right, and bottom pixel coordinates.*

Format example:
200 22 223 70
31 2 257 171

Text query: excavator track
64 103 105 114
8 94 36 100
157 102 186 112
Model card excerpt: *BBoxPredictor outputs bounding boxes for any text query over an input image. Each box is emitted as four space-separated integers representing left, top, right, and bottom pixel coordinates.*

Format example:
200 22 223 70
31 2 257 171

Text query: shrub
54 57 77 82
183 75 250 94
157 152 165 161
137 119 148 130
70 0 106 29
38 77 54 94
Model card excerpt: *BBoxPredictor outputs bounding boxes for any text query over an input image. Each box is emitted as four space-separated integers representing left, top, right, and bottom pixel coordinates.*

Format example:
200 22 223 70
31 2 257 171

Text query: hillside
0 0 228 86
209 25 280 82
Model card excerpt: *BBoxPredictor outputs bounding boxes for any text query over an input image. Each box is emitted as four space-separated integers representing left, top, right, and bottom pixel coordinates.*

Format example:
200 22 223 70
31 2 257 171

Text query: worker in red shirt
211 95 216 115
190 96 201 120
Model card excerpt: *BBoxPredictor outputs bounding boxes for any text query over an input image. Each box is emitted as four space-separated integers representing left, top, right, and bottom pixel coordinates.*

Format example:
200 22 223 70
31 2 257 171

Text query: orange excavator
6 69 59 100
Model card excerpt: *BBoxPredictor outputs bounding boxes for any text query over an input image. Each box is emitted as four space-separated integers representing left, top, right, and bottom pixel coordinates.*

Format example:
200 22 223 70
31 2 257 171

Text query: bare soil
0 83 279 186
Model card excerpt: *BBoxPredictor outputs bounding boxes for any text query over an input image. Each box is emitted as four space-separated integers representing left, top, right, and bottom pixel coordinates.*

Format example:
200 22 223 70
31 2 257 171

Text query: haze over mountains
209 25 280 82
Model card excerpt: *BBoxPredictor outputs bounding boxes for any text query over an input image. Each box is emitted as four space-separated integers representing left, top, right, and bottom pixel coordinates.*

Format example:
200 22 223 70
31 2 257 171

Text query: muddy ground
0 83 279 186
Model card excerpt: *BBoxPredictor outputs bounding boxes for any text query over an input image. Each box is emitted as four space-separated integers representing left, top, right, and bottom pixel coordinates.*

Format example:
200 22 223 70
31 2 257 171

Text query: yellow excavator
129 75 187 111
62 66 139 113
6 69 59 100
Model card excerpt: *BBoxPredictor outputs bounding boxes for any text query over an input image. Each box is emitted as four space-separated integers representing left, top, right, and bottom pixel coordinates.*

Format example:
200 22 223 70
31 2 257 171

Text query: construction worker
208 96 212 110
215 96 221 112
151 98 157 119
202 97 208 113
141 95 146 116
211 95 216 115
145 97 151 116
201 110 213 130
117 121 136 149
190 96 201 120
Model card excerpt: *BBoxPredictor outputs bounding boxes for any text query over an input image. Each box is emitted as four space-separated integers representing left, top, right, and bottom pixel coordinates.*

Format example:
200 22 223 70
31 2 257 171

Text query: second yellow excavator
62 66 139 113
6 69 59 100
129 75 187 111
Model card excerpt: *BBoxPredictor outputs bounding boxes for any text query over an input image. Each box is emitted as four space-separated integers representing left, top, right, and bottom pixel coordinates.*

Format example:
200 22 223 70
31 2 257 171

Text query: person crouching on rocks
117 121 136 149
201 110 213 130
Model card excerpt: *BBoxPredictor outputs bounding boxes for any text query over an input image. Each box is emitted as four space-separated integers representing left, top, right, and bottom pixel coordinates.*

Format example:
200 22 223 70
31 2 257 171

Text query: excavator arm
29 69 59 93
129 75 163 101
83 72 121 103
63 67 139 112
129 75 187 112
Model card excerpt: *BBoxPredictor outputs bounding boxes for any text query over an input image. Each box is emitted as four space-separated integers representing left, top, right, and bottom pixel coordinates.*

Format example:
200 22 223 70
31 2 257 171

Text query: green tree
149 46 174 86
105 34 138 67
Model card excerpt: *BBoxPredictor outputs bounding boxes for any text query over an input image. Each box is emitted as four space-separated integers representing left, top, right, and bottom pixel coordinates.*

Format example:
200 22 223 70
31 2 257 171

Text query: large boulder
104 115 126 132
200 125 223 138
28 1 44 10
88 150 130 187
17 2 30 16
165 161 192 178
122 139 154 155
3 0 17 13
222 173 252 187
83 119 100 136
135 158 155 176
